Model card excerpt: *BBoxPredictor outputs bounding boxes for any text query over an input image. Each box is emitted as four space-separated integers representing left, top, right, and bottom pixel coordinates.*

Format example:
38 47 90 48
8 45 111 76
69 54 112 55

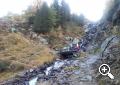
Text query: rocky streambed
36 55 99 85
0 54 100 85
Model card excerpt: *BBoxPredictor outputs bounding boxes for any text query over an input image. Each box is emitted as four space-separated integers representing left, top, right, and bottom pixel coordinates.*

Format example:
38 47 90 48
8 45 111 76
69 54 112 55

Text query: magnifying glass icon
99 64 114 79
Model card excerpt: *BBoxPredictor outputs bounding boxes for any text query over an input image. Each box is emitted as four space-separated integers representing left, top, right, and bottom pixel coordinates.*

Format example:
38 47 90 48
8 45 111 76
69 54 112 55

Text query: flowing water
28 54 99 85
29 77 38 85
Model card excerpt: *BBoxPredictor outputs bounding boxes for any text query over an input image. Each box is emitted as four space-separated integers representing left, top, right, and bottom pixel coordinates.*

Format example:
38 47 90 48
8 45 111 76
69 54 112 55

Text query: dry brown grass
0 32 54 81
48 25 84 49
0 71 18 81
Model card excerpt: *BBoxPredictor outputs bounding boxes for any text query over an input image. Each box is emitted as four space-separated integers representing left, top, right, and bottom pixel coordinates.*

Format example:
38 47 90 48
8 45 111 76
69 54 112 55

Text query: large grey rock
38 36 48 45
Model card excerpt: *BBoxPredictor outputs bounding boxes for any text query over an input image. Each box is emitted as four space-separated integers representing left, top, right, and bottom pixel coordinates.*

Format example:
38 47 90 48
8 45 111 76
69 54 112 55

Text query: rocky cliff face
94 0 120 84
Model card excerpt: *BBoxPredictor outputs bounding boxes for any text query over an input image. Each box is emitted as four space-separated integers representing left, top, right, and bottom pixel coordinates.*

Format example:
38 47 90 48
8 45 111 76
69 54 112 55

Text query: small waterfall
44 61 65 75
53 61 64 69
45 66 53 75
28 60 65 85
29 77 38 85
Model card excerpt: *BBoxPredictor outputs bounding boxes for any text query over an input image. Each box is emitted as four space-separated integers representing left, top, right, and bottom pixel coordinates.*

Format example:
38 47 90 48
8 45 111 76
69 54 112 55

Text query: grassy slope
48 25 85 49
0 32 54 81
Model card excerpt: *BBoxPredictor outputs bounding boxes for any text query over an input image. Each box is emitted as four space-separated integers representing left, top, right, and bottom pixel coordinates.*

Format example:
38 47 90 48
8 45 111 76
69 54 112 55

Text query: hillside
0 0 120 85
94 0 120 84
0 31 54 81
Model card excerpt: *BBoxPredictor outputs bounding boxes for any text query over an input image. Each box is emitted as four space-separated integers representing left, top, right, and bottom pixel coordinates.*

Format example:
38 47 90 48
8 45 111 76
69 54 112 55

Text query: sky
65 0 108 21
0 0 109 22
44 0 109 22
0 0 34 16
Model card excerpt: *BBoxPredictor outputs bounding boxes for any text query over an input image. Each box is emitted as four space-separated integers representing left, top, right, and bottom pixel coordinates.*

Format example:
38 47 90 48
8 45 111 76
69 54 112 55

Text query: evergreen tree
51 0 61 27
71 14 79 25
60 0 71 28
33 2 57 33
28 16 35 25
71 14 85 26
79 14 85 26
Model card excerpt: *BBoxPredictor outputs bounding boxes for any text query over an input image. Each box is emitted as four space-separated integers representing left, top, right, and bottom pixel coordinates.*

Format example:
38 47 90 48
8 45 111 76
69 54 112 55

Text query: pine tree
71 14 80 25
33 2 57 33
60 0 71 28
71 14 85 26
51 0 61 27
79 14 85 26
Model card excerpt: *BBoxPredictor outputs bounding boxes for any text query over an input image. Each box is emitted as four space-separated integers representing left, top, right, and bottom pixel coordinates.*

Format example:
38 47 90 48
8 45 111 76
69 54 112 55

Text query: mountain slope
0 32 54 81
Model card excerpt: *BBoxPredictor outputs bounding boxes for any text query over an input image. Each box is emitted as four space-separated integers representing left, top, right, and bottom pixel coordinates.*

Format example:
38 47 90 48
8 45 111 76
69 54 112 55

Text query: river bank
0 52 100 85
